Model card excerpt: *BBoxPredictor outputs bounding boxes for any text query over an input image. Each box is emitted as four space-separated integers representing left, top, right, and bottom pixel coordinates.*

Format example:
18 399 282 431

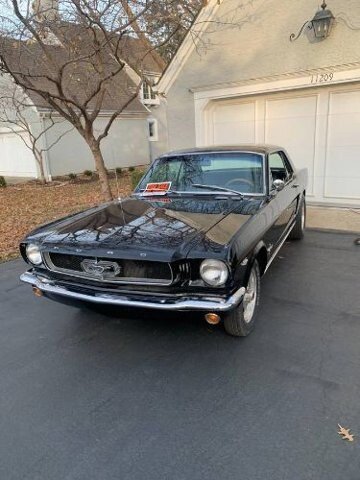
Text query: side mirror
273 179 285 192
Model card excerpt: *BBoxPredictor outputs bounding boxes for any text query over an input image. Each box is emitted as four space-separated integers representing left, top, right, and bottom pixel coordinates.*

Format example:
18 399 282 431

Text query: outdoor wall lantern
290 1 335 42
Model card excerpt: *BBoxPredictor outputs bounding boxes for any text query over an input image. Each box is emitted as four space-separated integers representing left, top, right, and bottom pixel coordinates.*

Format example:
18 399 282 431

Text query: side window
269 152 292 184
281 152 294 179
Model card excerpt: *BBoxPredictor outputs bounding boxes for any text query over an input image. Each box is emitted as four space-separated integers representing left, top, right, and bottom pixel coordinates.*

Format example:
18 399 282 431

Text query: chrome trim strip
20 271 246 312
264 221 295 273
43 253 174 287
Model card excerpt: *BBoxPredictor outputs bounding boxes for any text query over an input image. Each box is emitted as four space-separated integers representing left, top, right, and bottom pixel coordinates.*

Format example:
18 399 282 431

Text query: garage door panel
325 145 360 199
328 90 360 114
325 92 360 199
0 132 37 177
327 115 360 145
265 96 317 195
213 101 256 145
265 95 316 119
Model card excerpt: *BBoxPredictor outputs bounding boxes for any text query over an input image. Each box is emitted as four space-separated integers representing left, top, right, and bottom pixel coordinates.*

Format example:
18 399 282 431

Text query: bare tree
0 0 167 200
141 0 204 62
0 0 248 200
0 79 72 182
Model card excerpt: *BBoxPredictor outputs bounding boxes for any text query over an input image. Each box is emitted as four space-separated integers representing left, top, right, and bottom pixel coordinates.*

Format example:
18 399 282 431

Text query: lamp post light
290 2 335 42
312 2 335 38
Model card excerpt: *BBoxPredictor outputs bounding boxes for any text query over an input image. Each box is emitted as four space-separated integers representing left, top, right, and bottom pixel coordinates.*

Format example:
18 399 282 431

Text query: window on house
148 119 158 141
142 81 157 102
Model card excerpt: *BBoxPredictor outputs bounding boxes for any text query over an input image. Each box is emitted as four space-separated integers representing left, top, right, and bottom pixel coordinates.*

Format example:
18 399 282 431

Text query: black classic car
20 145 307 337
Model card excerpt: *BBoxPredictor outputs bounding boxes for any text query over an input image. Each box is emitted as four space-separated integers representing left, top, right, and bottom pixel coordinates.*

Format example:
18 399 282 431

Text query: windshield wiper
191 184 244 197
134 185 244 198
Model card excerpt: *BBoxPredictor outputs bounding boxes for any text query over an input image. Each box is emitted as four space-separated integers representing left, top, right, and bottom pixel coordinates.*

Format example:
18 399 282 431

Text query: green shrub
83 170 93 177
68 173 77 180
115 167 122 176
131 169 145 190
0 176 6 188
128 166 135 172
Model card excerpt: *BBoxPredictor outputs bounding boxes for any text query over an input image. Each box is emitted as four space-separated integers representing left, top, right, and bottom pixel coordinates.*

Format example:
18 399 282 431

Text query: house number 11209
310 73 334 84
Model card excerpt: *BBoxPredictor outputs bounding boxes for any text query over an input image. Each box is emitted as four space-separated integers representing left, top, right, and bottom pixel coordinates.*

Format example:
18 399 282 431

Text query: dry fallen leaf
338 424 355 442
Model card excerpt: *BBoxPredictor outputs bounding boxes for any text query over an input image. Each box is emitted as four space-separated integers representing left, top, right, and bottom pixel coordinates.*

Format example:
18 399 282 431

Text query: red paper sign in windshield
144 182 172 195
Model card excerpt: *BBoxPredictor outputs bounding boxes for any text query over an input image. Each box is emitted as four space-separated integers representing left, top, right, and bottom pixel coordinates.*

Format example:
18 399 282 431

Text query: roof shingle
0 23 164 114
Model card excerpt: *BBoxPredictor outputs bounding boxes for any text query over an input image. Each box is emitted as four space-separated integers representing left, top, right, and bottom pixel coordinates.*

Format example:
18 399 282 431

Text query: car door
268 151 298 242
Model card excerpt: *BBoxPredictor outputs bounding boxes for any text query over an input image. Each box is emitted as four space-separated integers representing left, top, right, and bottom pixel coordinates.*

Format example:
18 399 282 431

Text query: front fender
233 240 268 289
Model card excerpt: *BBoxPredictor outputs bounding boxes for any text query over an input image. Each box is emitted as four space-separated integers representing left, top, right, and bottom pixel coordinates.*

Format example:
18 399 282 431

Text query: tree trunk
34 150 47 184
90 143 113 202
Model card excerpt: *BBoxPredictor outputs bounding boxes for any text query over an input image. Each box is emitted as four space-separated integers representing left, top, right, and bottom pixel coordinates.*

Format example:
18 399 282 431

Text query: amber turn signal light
205 313 221 325
32 286 43 297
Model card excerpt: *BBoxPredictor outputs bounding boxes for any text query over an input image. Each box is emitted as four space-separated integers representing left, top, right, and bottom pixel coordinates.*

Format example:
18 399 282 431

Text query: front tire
290 197 306 240
223 260 261 337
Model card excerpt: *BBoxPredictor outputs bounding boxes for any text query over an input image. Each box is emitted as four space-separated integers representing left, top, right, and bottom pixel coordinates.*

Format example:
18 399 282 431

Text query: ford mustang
20 145 307 337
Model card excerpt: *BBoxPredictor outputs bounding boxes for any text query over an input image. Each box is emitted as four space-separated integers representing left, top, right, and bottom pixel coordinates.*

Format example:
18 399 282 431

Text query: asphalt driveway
0 230 359 480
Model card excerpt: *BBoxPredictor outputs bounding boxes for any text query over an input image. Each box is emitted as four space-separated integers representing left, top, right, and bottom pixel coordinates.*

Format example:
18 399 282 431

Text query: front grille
49 253 84 272
44 252 173 285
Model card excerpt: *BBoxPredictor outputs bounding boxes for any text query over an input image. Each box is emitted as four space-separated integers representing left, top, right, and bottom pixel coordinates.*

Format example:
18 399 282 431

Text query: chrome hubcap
243 269 257 324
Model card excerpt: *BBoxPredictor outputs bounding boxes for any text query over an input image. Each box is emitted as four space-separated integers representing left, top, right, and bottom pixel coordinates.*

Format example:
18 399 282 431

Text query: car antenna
114 168 121 201
114 168 126 224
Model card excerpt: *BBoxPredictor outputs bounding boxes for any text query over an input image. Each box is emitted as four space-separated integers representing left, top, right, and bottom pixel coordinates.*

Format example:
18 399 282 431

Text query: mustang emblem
81 259 121 279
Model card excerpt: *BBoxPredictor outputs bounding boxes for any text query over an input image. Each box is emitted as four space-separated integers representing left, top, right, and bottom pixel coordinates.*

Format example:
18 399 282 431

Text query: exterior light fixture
290 2 335 42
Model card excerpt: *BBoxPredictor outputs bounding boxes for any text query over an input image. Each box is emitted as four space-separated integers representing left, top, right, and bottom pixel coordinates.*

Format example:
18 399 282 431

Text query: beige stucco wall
44 116 151 177
153 0 360 157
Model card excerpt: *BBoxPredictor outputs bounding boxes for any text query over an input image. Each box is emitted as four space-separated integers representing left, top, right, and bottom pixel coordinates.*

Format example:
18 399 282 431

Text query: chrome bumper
20 271 245 312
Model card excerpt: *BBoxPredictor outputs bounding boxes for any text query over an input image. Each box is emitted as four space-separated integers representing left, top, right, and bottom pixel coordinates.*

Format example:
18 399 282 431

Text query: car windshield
136 152 265 195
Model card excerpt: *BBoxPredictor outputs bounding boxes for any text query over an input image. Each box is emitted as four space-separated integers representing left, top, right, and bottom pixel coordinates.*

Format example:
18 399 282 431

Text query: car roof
159 144 283 157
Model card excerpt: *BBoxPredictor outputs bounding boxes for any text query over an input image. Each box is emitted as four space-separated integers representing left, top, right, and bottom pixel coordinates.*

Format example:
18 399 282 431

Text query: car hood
27 196 263 262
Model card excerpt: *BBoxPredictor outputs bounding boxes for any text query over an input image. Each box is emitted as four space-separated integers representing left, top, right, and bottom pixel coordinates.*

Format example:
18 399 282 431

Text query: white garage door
206 86 360 206
213 101 256 145
264 95 317 196
0 131 37 177
326 91 360 199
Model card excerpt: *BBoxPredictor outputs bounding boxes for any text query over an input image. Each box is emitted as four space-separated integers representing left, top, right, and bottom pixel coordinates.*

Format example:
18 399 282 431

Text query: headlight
200 259 229 287
26 244 42 265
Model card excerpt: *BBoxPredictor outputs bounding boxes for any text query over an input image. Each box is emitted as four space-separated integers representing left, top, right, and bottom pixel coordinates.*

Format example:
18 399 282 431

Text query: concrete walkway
307 205 360 233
